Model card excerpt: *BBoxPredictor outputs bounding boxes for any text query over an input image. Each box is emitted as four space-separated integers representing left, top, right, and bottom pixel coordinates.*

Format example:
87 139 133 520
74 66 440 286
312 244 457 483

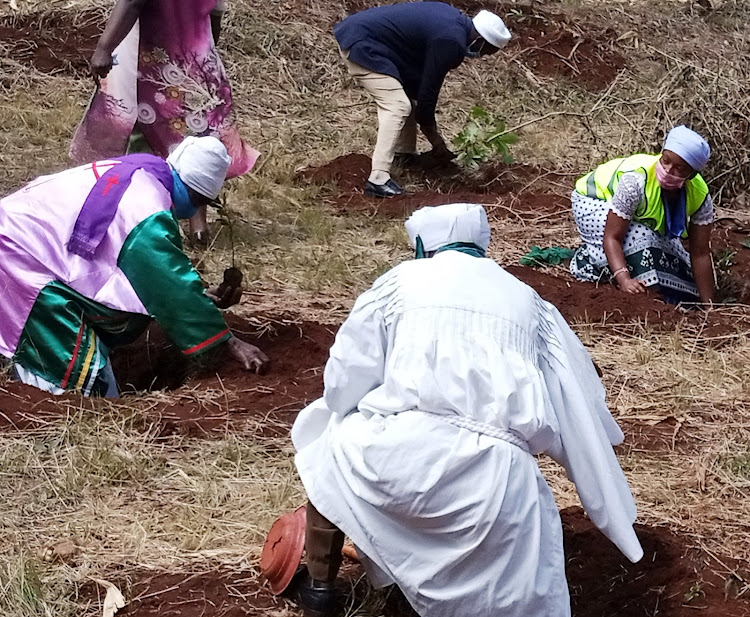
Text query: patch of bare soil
90 508 750 616
0 9 103 76
507 265 743 339
616 417 700 456
506 265 686 326
340 2 625 90
0 315 334 437
713 218 750 305
299 153 568 218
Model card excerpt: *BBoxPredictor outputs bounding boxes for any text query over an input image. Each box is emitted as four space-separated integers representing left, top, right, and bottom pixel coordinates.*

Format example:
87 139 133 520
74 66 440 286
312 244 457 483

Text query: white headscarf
472 10 511 49
405 203 491 253
166 136 232 200
664 125 711 171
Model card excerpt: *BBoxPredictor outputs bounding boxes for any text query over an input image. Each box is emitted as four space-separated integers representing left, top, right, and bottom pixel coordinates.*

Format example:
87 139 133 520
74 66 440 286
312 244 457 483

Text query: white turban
166 136 231 200
664 125 710 172
405 203 491 253
472 10 511 50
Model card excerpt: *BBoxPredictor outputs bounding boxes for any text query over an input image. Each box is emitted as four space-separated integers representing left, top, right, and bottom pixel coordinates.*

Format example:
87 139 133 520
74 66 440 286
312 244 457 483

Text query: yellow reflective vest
575 153 709 238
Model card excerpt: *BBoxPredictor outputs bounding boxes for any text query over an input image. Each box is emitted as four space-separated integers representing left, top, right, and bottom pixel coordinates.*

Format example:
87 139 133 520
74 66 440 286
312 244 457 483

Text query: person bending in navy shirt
335 2 511 198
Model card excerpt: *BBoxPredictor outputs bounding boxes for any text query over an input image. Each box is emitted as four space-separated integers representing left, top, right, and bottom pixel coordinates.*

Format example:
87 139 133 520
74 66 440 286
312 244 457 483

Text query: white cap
664 125 711 172
166 136 231 200
405 203 491 253
472 10 511 50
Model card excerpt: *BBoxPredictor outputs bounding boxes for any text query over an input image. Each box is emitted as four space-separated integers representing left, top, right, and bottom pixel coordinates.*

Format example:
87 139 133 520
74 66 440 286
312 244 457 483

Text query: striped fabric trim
181 328 231 356
60 320 86 389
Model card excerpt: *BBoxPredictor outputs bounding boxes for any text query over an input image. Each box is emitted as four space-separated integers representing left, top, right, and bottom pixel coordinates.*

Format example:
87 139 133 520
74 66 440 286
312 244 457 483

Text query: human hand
90 48 115 80
617 276 647 294
226 336 270 374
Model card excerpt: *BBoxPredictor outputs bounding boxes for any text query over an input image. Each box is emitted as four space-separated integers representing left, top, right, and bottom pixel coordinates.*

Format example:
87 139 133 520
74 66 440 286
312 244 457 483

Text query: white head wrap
405 203 491 253
472 10 511 50
166 136 232 200
663 125 711 171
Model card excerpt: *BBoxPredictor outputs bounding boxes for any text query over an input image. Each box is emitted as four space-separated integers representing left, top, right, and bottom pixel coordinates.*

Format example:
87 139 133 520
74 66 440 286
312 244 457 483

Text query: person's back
334 1 471 97
341 251 561 450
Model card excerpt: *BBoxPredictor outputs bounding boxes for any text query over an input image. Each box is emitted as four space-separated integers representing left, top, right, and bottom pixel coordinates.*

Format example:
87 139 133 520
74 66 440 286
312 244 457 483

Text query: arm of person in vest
90 0 148 80
603 173 648 294
415 38 466 161
688 216 714 304
118 210 270 373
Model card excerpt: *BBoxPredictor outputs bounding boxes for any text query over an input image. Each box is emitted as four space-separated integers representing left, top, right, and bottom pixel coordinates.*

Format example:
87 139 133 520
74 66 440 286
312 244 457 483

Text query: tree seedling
453 106 518 169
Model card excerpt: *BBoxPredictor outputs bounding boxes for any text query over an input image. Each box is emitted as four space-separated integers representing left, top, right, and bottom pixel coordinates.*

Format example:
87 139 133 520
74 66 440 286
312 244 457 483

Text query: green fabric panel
14 281 123 391
117 211 231 355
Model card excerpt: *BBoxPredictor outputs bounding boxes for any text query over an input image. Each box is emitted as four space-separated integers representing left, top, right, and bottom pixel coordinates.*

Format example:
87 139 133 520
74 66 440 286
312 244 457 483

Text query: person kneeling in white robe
291 203 644 617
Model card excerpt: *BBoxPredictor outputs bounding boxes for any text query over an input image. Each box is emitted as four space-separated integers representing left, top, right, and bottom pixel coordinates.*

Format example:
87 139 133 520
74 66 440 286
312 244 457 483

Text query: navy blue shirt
334 2 473 127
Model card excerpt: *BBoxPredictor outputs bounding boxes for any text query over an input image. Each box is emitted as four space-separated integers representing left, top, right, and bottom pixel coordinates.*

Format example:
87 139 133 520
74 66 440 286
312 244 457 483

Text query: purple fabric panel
0 163 173 355
139 0 216 55
68 154 172 259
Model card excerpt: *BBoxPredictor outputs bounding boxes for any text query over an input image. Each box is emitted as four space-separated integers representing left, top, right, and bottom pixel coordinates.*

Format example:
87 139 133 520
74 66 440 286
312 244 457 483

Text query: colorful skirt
569 191 698 299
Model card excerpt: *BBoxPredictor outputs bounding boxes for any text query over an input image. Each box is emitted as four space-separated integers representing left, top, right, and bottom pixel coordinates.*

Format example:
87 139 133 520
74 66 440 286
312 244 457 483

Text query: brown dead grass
1 0 750 614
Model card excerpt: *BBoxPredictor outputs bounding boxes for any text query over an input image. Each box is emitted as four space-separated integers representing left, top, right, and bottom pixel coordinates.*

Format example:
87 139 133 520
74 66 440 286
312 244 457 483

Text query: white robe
293 251 643 617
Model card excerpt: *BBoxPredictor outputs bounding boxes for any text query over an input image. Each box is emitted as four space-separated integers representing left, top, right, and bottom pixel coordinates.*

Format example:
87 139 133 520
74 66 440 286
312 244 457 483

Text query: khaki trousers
340 48 417 184
305 501 345 582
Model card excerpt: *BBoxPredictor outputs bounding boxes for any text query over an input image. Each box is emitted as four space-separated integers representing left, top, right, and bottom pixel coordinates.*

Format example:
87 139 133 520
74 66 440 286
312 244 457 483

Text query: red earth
299 152 569 218
0 9 103 77
88 507 749 617
0 314 334 437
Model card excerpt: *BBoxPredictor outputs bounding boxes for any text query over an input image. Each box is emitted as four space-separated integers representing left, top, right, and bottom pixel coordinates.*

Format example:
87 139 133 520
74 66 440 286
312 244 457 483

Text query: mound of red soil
93 508 749 617
564 507 749 617
300 153 568 217
505 265 684 326
713 218 750 304
111 314 334 436
0 315 334 437
0 10 103 76
341 2 625 90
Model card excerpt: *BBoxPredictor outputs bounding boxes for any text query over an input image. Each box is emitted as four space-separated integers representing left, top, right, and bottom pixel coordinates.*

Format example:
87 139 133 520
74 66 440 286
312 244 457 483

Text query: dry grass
1 0 750 614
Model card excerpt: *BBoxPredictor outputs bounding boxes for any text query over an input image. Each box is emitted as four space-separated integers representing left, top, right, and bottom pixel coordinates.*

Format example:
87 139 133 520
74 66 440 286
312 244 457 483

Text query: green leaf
469 106 489 120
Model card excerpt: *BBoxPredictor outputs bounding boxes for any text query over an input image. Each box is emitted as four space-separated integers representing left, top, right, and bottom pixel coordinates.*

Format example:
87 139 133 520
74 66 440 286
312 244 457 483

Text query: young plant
453 106 518 169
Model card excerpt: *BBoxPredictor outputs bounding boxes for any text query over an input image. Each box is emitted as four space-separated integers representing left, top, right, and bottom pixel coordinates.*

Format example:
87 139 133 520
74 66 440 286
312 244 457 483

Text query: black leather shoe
364 179 403 198
289 574 336 617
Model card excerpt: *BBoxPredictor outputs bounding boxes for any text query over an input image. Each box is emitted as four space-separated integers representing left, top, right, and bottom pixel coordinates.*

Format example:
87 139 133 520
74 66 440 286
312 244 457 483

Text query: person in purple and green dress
1 137 268 396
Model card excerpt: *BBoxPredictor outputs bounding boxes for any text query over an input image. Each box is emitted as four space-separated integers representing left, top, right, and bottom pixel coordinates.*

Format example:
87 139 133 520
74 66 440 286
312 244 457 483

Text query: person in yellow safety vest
569 126 714 304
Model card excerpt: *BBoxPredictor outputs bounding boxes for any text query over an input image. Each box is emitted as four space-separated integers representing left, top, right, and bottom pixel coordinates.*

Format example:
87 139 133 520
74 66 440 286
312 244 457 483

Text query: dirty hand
617 276 647 294
226 336 270 374
206 284 243 309
90 48 115 79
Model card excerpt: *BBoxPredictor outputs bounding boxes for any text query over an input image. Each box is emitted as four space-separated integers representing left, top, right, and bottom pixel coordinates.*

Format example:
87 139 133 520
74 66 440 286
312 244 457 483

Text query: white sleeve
690 194 714 226
323 272 396 415
610 172 646 220
536 295 644 563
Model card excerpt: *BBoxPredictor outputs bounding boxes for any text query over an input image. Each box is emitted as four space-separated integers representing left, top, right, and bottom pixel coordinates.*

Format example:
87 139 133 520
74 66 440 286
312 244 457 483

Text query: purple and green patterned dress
0 155 231 395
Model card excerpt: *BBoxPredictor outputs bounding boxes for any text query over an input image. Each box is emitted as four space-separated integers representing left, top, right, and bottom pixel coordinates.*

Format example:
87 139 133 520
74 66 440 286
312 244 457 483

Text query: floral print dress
70 0 257 179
